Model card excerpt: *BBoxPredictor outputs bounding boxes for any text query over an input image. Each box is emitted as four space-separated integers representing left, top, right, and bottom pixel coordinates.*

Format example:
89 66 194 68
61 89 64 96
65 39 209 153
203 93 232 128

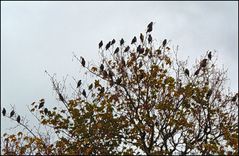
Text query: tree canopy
2 22 238 155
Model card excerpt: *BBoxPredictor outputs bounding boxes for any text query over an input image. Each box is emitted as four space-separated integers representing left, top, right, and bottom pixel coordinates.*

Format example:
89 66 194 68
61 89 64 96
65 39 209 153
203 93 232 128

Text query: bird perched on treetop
100 64 104 71
10 110 15 118
184 69 190 77
105 41 111 50
2 108 6 116
124 46 130 52
114 47 119 54
200 59 207 68
131 36 137 44
17 115 21 123
44 108 48 114
140 33 144 43
148 34 152 43
120 38 124 46
194 68 200 76
162 39 167 47
147 22 153 33
80 57 86 67
82 89 87 98
99 41 103 49
208 51 212 60
38 101 44 109
59 93 65 102
77 80 82 88
111 39 116 45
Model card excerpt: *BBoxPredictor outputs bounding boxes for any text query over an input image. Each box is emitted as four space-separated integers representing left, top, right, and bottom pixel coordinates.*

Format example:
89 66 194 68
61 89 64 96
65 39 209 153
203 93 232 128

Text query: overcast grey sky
1 2 238 132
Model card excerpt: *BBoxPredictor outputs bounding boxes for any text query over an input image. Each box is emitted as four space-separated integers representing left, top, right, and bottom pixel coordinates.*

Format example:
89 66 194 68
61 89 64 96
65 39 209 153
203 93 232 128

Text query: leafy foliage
2 23 238 155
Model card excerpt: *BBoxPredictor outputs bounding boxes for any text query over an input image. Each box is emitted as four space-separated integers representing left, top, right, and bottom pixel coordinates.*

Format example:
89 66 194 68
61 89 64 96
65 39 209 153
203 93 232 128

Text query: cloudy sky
1 2 238 132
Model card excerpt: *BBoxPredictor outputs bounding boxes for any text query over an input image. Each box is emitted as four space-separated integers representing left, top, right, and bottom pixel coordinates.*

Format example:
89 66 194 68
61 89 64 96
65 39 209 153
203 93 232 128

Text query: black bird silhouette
38 101 44 109
137 45 144 54
103 70 108 78
100 64 104 71
88 84 93 90
17 115 20 123
147 22 153 33
2 108 6 116
111 39 116 45
81 57 86 67
10 110 15 118
208 51 212 60
194 68 200 76
148 34 152 43
140 33 144 43
99 41 103 49
59 93 65 102
115 78 122 85
138 61 143 68
206 89 213 99
114 47 119 54
231 93 238 102
124 46 130 52
162 39 167 47
105 41 111 50
44 108 48 114
77 80 82 88
200 59 207 68
82 89 87 98
184 69 190 77
131 36 137 44
120 38 124 46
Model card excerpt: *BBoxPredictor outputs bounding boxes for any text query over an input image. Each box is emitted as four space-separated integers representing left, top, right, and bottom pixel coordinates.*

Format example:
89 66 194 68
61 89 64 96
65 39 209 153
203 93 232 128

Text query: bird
38 101 44 109
82 89 87 98
111 39 116 45
59 93 65 102
105 41 111 50
77 80 82 88
140 33 144 43
148 34 152 43
124 46 130 52
100 64 104 71
147 22 153 33
114 47 119 54
206 89 213 99
16 115 20 123
208 51 212 60
194 68 200 76
100 87 105 94
2 108 6 116
200 59 207 68
99 41 103 49
184 69 190 77
115 77 122 85
102 70 108 78
80 57 86 67
44 108 48 114
138 61 143 68
231 93 238 102
162 39 167 47
120 38 124 46
131 36 137 44
88 84 93 90
137 45 144 54
10 110 15 118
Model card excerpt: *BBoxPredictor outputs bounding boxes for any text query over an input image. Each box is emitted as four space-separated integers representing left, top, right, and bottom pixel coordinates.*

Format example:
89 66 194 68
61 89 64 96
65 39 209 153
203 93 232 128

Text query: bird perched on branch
147 22 153 33
77 80 82 88
162 39 167 47
131 36 137 44
10 110 15 118
124 46 130 52
38 100 44 109
148 34 152 43
111 39 116 45
140 33 144 43
194 68 200 76
17 115 21 123
44 108 48 114
100 64 104 71
114 47 119 54
59 93 65 103
2 108 6 116
200 59 207 68
120 38 124 46
208 51 212 60
105 41 111 50
99 41 103 49
80 57 86 67
184 69 190 77
82 89 87 98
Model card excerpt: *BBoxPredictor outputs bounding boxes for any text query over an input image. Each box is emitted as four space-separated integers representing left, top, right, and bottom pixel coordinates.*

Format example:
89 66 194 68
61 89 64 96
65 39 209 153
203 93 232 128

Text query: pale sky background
1 2 238 134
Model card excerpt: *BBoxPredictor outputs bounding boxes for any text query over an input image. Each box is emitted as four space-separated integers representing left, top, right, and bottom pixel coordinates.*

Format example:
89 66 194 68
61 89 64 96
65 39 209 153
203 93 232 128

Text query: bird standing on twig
200 59 207 68
77 80 82 88
111 39 116 45
147 22 153 33
99 41 103 49
208 51 212 60
184 69 190 77
105 41 111 50
124 46 130 52
2 108 6 116
10 110 15 118
114 47 119 54
148 34 152 43
131 36 137 44
17 115 21 123
80 57 86 67
140 33 144 43
162 39 167 47
100 64 104 71
82 89 87 98
120 38 124 46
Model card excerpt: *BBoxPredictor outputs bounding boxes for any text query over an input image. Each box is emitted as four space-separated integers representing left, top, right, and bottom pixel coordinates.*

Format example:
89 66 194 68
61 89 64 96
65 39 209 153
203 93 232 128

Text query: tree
2 23 238 155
